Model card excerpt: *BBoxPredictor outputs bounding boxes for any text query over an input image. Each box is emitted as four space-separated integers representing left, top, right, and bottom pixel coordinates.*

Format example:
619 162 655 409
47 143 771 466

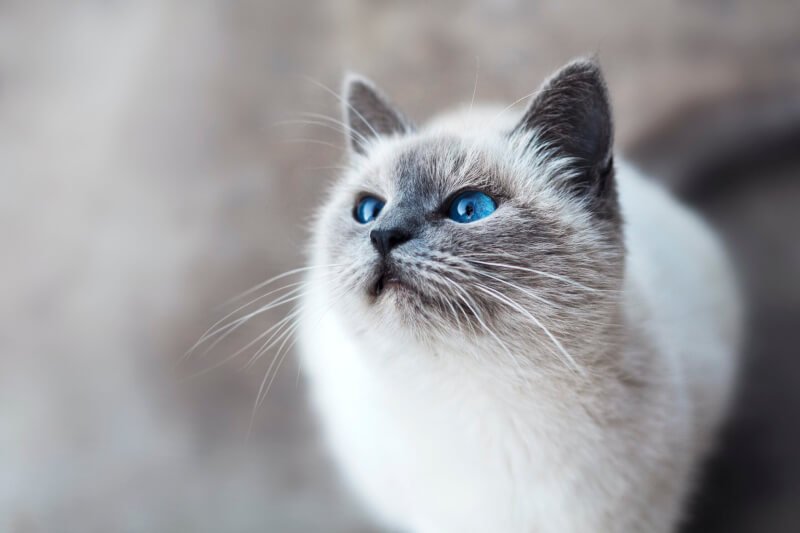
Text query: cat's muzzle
368 261 406 299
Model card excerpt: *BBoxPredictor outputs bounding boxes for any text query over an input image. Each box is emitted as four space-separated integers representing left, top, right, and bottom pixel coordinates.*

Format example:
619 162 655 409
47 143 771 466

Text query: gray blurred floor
1 1 799 531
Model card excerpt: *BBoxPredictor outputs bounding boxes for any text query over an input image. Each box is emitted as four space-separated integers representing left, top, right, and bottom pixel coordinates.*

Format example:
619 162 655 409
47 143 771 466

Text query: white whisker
457 264 563 310
191 286 311 360
185 281 311 361
285 138 342 150
221 263 343 308
246 280 349 438
463 255 603 294
303 76 381 139
468 55 480 118
274 118 352 141
474 283 584 376
442 276 525 373
299 111 371 147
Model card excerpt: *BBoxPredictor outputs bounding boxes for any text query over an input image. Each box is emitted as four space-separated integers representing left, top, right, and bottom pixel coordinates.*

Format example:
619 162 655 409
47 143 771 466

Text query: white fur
298 107 741 533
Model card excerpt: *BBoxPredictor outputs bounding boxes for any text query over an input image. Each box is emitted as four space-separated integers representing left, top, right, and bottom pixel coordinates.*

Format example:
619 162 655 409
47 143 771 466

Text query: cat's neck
351 299 632 392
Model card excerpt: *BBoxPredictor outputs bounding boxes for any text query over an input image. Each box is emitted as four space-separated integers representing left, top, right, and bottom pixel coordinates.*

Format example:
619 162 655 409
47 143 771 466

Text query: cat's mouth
369 264 410 299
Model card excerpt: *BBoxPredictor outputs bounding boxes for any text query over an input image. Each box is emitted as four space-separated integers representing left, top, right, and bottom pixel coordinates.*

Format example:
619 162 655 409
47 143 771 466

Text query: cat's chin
369 272 403 299
364 270 433 327
368 275 416 306
367 262 415 301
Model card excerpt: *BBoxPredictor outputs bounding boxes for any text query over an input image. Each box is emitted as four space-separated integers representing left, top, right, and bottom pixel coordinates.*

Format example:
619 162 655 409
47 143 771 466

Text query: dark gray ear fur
343 74 413 155
513 58 617 219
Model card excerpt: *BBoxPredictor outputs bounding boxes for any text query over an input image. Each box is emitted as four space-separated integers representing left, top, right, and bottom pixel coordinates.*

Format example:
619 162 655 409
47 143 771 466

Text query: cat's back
616 162 742 445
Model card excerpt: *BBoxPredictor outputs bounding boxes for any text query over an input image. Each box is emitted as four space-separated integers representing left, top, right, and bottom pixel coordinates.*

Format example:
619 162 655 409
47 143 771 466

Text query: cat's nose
370 227 412 257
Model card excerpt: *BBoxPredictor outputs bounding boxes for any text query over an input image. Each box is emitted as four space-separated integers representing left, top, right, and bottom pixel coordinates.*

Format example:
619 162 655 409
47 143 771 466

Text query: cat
297 58 742 533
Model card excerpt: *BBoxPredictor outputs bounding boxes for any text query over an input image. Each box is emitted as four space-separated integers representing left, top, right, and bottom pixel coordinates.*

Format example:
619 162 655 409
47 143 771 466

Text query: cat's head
310 59 625 367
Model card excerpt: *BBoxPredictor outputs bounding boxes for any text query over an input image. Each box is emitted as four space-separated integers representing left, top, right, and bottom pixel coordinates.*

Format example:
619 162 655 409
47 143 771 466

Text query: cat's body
298 60 741 533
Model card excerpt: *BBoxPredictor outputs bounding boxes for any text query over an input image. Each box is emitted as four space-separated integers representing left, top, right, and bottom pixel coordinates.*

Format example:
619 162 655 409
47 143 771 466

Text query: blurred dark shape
629 88 800 533
630 85 800 201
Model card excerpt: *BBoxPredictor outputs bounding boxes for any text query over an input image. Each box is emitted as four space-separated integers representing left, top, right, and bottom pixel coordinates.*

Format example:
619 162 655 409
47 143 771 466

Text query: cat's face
311 60 625 364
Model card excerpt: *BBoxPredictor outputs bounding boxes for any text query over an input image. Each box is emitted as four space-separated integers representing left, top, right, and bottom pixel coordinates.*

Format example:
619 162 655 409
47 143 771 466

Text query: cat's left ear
343 74 414 156
512 58 615 214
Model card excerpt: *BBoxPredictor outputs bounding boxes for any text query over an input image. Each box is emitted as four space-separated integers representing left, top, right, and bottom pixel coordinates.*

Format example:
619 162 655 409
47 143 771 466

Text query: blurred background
2 1 799 531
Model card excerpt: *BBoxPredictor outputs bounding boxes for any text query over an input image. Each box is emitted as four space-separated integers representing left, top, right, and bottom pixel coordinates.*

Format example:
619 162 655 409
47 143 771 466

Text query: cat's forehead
353 135 509 200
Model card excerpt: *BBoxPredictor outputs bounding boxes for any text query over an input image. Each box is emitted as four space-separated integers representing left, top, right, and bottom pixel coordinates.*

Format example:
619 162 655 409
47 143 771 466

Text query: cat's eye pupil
354 196 384 224
448 191 496 223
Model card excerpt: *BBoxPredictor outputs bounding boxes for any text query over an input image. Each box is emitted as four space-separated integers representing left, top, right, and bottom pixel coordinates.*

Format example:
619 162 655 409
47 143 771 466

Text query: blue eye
447 191 496 223
354 195 385 224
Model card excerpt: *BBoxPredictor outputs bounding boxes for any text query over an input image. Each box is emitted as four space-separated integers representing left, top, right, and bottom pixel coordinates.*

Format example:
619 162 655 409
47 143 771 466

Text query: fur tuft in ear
343 74 413 155
513 58 616 217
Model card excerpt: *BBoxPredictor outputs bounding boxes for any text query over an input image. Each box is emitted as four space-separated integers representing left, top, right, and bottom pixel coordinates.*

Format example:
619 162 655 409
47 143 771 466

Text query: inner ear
343 74 414 156
512 58 615 208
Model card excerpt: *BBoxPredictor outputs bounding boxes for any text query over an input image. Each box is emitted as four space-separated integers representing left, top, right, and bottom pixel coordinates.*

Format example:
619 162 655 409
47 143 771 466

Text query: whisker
426 251 586 374
242 311 301 370
274 118 352 141
453 263 563 310
190 285 313 360
186 265 349 373
473 283 584 376
299 112 371 147
301 164 351 172
179 310 294 382
285 138 342 150
462 255 605 294
303 76 381 139
244 272 355 371
468 55 480 118
416 266 479 338
242 308 305 367
181 304 307 382
439 276 524 373
246 279 351 439
185 281 312 361
221 263 343 308
444 265 561 309
486 87 542 129
256 321 303 408
486 79 588 131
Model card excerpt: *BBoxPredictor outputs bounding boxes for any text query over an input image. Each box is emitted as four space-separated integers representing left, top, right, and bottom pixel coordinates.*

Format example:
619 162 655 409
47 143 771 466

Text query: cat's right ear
343 74 413 156
511 59 616 219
